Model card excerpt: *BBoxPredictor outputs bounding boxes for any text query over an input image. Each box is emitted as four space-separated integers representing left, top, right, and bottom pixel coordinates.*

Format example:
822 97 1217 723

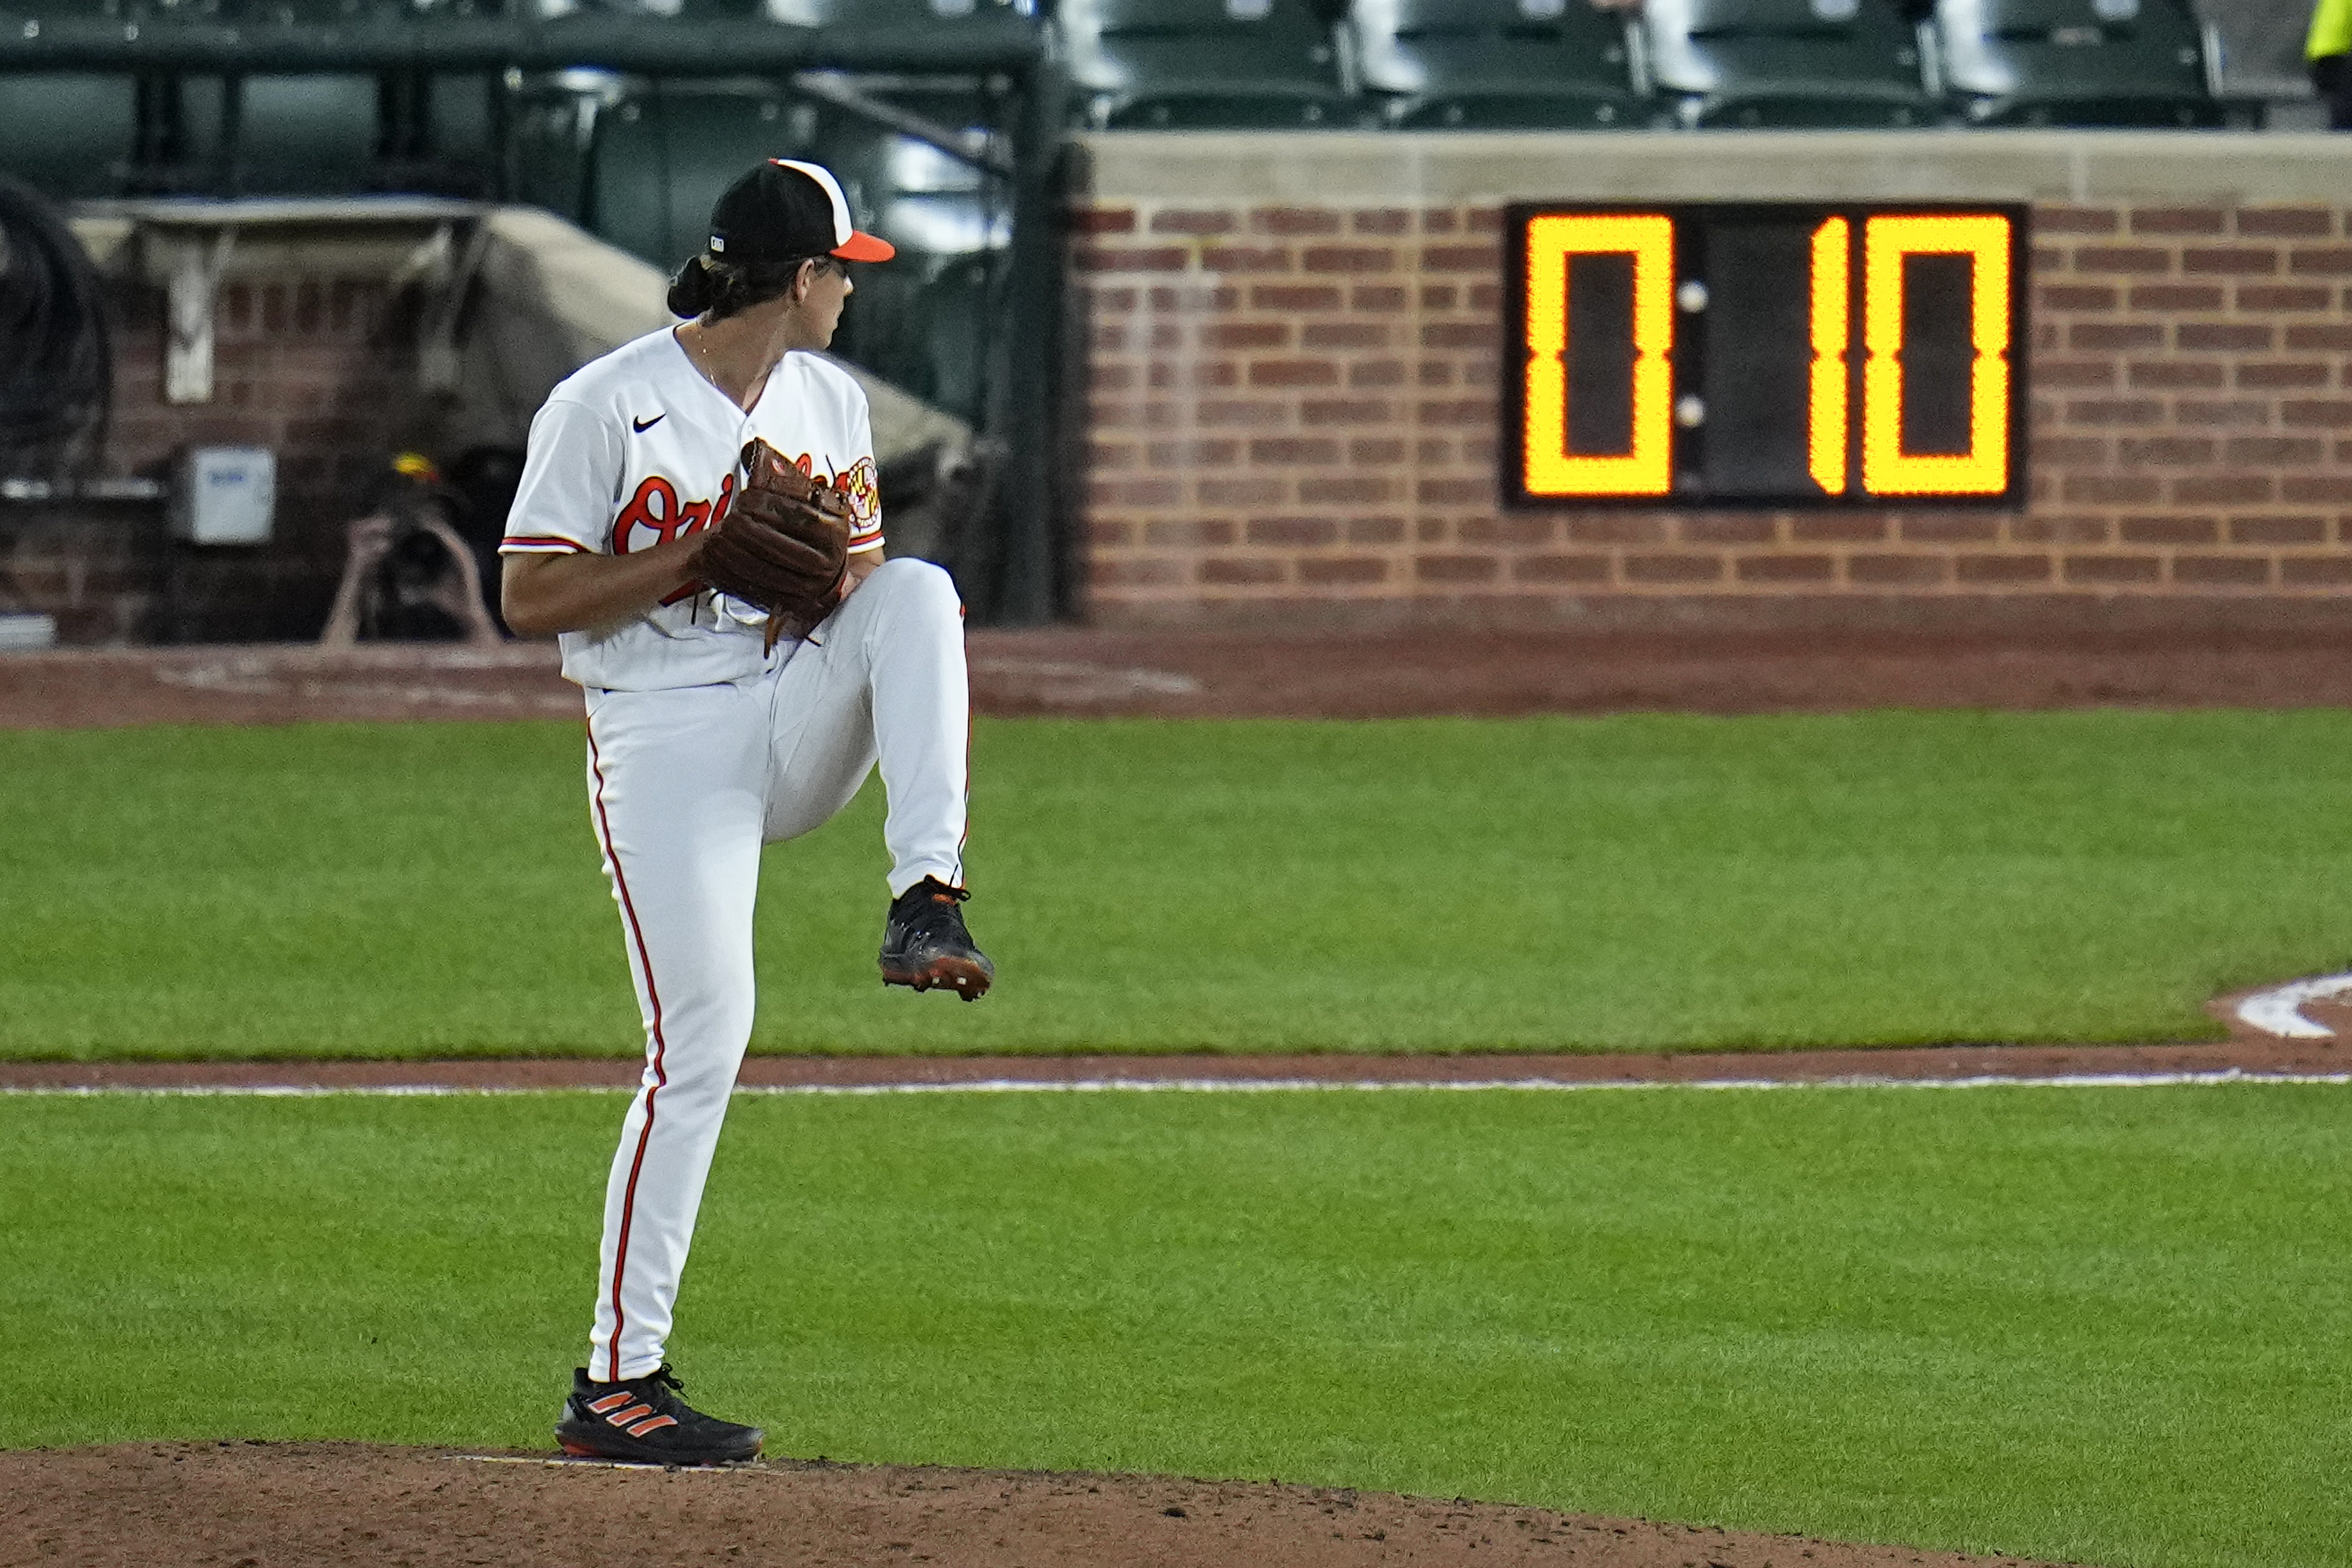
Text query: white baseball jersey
500 327 885 692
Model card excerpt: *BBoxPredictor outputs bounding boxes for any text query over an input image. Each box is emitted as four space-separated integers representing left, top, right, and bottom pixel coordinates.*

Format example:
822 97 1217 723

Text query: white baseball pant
579 557 969 1382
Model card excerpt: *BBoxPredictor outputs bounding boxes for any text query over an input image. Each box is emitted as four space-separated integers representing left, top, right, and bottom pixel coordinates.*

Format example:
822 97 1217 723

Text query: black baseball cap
708 158 895 264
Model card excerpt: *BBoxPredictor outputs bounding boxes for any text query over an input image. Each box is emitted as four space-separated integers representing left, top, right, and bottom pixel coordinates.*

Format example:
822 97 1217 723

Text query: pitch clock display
1502 204 2029 508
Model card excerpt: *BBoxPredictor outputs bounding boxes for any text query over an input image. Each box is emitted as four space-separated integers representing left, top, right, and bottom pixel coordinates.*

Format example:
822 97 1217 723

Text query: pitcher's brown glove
697 438 853 650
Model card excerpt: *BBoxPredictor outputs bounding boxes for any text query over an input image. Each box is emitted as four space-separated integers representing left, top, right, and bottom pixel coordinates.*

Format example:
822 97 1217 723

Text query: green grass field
8 1084 2348 1568
4 710 2352 1057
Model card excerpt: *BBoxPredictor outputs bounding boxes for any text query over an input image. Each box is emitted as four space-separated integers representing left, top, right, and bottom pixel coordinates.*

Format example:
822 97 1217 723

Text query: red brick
1197 478 1286 506
1197 399 1291 427
1088 477 1181 507
1348 516 1407 544
1953 554 2053 584
2281 478 2347 503
2172 555 2273 585
1088 439 1138 469
1415 554 1499 583
1681 515 1776 545
1624 553 1725 583
1088 521 1133 549
2119 437 2215 466
2237 361 2331 390
1247 437 1340 465
2284 400 2352 428
2054 478 2154 508
2065 398 2163 425
1417 361 1456 389
1090 557 1182 587
1789 516 1886 543
2036 358 2116 390
2039 284 2117 311
2033 247 2067 275
1144 519 1236 548
1422 244 1501 272
2289 247 2352 275
2182 247 2281 275
1250 284 1341 311
1419 284 1457 310
1450 516 1552 547
1351 286 1408 312
2075 246 2172 274
1349 360 1407 389
1200 246 1292 273
1350 438 1407 465
1299 556 1390 585
2063 554 2163 584
1466 209 1503 233
1071 207 1138 235
1077 245 1188 273
1735 553 1835 583
2127 284 2224 311
1352 208 1413 236
2132 207 2227 235
1201 558 1285 586
2120 516 2219 545
2288 324 2352 350
1848 553 1951 585
1514 554 1610 583
1417 399 1494 427
2071 323 2163 351
1147 360 1239 390
1312 477 1396 504
1199 322 1288 349
1415 438 1452 465
2035 437 2111 465
2127 360 2225 390
2170 475 2272 504
1422 323 1497 350
1145 283 1235 313
2176 399 2269 427
1249 360 1339 388
2238 284 2332 311
1567 516 1667 545
1303 322 1391 349
2177 323 2273 351
2236 207 2335 238
1150 208 1235 236
1302 246 1397 274
1301 398 1394 426
2230 515 2327 545
2225 436 2324 465
1415 477 1490 504
2283 557 2352 585
1900 516 2001 544
1420 208 1459 234
1247 517 1338 547
1250 207 1342 237
2037 205 2120 234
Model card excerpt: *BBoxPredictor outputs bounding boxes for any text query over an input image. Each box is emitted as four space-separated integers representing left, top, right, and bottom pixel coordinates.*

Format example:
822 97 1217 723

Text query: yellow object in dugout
2311 0 2351 62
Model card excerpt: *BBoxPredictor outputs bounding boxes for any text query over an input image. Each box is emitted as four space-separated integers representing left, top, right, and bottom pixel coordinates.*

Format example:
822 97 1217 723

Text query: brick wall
1071 162 2352 632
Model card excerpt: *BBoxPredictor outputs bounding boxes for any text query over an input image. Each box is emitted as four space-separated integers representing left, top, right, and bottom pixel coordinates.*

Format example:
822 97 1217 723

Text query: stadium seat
587 84 821 267
231 73 382 192
1929 0 2225 125
1641 0 1937 125
1348 0 1647 128
1056 0 1362 129
0 74 139 197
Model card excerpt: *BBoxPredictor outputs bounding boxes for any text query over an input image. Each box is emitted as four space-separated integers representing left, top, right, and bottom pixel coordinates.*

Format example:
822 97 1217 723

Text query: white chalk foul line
2235 972 2352 1041
4 1069 2349 1097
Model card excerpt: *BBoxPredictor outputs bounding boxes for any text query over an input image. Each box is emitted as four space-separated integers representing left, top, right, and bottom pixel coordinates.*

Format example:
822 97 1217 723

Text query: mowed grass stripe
5 1086 2347 1568
4 710 2352 1057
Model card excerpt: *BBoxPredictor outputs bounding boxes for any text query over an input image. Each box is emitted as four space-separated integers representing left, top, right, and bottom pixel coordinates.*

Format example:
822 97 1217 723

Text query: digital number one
1521 214 1675 498
1807 217 1851 497
1861 214 2012 496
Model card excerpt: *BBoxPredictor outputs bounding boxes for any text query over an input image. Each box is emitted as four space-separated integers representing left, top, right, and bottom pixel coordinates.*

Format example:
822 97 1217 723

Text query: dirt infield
3 1443 2071 1568
7 625 2352 729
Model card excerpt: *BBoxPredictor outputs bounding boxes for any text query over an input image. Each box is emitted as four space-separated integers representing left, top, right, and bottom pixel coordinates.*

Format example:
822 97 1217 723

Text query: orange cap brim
833 231 895 263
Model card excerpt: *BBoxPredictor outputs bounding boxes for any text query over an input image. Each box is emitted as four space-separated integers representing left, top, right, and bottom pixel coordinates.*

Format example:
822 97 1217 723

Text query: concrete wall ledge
1073 130 2352 207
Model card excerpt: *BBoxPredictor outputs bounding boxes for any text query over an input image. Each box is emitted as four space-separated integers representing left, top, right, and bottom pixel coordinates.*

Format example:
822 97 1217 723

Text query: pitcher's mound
5 1441 2070 1567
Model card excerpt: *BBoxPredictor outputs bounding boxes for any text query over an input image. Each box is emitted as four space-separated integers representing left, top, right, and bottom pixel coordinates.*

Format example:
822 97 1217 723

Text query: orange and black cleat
554 1365 762 1465
879 876 994 1002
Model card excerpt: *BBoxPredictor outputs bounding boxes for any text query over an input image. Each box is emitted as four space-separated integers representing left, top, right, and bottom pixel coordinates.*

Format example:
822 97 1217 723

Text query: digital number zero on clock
1502 204 2029 508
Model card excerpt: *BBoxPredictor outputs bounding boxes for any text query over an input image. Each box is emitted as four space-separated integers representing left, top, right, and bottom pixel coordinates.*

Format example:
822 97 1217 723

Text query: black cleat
879 876 995 1001
554 1364 763 1465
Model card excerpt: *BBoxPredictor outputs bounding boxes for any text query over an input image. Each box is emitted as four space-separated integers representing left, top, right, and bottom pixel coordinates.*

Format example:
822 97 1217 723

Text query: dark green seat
1932 0 2222 125
1058 0 1360 128
588 83 818 268
0 73 139 197
1348 0 1647 127
1642 0 1936 125
231 73 381 191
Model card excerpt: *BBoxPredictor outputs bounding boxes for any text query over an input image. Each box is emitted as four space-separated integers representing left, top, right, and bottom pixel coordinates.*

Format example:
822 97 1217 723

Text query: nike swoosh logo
632 414 665 432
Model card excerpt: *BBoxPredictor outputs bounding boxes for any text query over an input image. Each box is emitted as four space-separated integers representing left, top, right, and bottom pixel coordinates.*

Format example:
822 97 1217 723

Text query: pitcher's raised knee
865 557 962 624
